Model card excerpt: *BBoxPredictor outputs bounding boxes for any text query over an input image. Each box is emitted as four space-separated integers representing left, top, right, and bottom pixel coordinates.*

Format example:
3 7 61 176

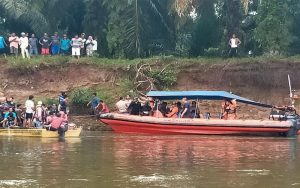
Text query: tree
254 0 291 55
190 0 221 56
104 0 174 58
219 0 244 55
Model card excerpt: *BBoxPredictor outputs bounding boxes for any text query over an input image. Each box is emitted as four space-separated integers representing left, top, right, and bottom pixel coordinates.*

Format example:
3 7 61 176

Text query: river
0 133 299 188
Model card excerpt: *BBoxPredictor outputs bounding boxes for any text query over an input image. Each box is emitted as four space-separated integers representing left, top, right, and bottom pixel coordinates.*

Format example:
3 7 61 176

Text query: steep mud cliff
1 58 300 119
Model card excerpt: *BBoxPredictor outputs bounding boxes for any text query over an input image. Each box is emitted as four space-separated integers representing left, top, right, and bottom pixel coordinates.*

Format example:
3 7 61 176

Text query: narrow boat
100 91 300 137
0 127 82 138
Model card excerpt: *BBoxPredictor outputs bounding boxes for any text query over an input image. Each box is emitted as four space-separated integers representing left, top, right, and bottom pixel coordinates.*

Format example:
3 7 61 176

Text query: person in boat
152 100 164 118
159 102 169 117
49 104 58 115
3 97 16 109
166 102 179 118
2 107 17 128
48 112 68 136
87 92 100 115
24 95 35 128
190 101 200 118
222 99 237 120
96 100 110 114
180 98 191 118
15 104 24 126
125 95 132 109
115 97 128 114
140 100 152 116
34 101 44 128
128 97 141 115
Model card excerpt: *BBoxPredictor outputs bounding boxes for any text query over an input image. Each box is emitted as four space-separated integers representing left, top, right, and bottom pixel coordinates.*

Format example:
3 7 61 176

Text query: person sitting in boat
3 97 16 109
166 102 179 118
190 101 200 118
271 105 297 120
180 98 191 118
151 101 164 118
96 100 110 114
159 102 169 117
115 97 128 114
48 112 67 131
140 100 152 116
125 95 132 109
2 107 17 128
49 104 58 115
128 97 141 115
222 99 237 120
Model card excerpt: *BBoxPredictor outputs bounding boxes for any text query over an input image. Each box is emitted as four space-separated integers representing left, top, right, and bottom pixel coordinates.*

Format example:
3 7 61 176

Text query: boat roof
146 90 273 108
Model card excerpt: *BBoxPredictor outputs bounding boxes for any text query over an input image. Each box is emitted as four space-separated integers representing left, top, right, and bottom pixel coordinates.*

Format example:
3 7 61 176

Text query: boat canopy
146 90 273 108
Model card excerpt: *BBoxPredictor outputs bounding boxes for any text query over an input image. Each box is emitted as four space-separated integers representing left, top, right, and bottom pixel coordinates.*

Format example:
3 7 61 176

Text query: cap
38 101 43 105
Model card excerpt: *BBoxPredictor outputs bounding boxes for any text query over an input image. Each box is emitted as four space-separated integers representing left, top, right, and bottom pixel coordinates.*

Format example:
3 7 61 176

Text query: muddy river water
0 132 300 188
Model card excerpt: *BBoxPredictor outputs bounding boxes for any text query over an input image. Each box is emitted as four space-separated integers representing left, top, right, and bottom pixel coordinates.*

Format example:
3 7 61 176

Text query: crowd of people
0 32 98 59
0 92 71 133
0 91 238 130
112 96 238 120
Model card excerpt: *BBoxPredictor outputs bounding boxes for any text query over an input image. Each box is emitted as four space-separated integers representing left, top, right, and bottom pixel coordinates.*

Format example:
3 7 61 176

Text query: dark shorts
10 46 18 54
0 48 5 54
25 113 33 120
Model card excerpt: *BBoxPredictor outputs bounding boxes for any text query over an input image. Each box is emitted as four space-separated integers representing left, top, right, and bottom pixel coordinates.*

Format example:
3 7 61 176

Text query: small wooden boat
0 127 82 138
100 91 300 137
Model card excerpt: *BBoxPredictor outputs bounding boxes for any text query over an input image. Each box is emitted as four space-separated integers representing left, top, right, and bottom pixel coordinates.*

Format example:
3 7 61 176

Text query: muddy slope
1 59 299 118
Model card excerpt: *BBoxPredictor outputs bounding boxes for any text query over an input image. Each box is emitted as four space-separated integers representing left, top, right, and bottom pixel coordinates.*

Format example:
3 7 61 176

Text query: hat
38 101 43 105
21 32 25 36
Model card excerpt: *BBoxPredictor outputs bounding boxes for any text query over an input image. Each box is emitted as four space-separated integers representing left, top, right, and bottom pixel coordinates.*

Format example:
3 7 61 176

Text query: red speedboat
100 91 300 137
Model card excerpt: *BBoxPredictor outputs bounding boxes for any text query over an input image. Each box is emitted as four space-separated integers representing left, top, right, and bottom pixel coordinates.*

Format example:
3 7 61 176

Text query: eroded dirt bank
1 58 300 121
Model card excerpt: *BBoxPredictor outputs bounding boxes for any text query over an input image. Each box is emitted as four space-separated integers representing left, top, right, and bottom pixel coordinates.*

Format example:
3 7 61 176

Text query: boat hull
0 127 82 138
100 114 296 136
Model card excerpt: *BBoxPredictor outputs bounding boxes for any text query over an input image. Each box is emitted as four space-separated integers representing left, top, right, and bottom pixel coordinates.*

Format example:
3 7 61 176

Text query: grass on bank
4 55 300 72
69 79 134 113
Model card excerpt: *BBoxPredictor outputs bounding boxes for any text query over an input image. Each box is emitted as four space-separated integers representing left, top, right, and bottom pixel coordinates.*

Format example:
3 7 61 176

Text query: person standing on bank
0 33 7 58
228 34 241 57
29 33 38 56
19 32 30 59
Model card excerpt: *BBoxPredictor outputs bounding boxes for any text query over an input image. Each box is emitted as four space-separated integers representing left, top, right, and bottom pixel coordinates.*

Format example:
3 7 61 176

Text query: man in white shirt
24 95 35 128
115 97 129 114
71 35 83 59
228 34 241 57
19 32 30 59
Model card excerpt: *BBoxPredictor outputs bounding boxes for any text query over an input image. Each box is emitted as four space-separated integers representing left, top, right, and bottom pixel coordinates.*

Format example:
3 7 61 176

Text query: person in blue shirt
2 107 17 127
0 34 7 58
51 32 60 55
60 34 71 55
87 93 100 115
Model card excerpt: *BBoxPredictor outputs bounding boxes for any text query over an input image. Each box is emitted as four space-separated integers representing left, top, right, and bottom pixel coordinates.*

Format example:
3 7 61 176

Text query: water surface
0 133 299 188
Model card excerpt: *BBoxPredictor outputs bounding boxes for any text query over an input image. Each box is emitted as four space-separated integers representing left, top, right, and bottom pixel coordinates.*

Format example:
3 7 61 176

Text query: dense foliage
0 0 300 57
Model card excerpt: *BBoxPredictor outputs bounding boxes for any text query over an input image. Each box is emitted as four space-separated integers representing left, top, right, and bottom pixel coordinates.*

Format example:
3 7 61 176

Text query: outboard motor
284 113 300 137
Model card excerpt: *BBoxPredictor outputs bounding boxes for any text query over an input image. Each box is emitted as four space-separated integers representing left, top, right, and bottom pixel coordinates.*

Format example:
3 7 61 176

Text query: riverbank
1 56 300 122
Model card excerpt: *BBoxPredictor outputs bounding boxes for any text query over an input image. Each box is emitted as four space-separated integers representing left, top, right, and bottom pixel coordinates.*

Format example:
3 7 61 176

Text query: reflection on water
0 133 299 187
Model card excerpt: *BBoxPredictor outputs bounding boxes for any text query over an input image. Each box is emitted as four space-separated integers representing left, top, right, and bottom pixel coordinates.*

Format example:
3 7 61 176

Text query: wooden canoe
0 127 82 138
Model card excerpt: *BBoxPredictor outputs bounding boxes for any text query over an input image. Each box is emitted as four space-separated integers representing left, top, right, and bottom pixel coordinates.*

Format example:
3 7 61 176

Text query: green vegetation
5 55 300 73
69 79 134 110
1 1 300 57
